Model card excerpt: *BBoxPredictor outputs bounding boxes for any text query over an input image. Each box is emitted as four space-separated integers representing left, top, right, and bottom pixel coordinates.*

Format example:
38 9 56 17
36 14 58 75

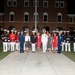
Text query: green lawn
0 42 11 61
62 43 75 62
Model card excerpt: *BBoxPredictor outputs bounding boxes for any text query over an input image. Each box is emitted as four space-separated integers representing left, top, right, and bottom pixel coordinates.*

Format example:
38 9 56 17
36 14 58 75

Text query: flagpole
35 0 37 32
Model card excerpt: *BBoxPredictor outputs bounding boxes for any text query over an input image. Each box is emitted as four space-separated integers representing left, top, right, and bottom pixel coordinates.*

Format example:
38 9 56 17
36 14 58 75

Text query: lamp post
34 0 37 32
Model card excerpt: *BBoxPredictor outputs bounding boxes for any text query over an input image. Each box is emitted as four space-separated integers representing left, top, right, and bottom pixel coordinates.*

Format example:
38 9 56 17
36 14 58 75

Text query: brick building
0 0 75 32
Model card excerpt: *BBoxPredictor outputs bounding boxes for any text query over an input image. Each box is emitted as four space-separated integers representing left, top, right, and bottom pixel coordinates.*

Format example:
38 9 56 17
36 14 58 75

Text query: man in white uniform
41 30 48 52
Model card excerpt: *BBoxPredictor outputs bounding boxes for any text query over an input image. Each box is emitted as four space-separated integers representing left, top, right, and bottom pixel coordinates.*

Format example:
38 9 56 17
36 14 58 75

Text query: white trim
68 14 75 17
0 13 4 16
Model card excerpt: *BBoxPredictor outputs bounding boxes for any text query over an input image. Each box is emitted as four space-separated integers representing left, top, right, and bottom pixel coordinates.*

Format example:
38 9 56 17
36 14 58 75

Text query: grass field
62 43 75 62
0 42 11 61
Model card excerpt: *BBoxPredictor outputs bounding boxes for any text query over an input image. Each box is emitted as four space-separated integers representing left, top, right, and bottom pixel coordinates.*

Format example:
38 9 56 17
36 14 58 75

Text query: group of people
1 28 75 54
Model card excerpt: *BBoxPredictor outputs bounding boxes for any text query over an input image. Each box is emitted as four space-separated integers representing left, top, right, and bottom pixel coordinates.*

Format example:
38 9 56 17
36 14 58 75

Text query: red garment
36 35 41 47
15 35 19 42
9 33 16 42
53 35 58 47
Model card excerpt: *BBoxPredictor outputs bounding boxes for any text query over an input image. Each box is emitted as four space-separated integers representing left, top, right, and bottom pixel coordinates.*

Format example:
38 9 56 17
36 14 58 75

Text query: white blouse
25 36 30 41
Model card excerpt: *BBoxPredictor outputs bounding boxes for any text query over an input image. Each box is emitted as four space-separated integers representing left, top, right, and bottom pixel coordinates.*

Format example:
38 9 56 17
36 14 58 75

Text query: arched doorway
42 26 50 32
22 26 29 33
8 26 16 31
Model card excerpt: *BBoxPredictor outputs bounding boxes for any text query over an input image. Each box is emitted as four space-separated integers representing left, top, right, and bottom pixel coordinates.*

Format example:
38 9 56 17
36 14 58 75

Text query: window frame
43 12 48 22
60 1 64 8
9 12 15 22
12 0 17 7
55 1 59 8
57 13 62 23
43 1 48 8
24 12 29 22
24 0 29 7
7 0 12 7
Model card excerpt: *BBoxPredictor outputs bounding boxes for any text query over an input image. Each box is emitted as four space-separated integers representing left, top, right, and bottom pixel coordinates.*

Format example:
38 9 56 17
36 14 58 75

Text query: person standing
36 32 41 51
7 30 10 51
65 31 71 52
31 31 37 53
47 33 52 52
73 31 75 52
2 29 8 52
9 30 16 52
41 30 48 53
58 31 63 54
15 31 20 51
25 32 31 52
52 32 58 53
61 31 66 51
19 31 25 53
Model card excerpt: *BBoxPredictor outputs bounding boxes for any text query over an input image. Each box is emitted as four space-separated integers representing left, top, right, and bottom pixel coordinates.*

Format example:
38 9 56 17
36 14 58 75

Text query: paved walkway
0 50 75 75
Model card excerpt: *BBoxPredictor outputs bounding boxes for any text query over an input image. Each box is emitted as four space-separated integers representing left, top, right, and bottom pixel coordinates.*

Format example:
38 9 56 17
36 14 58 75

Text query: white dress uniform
73 33 75 52
65 33 71 52
41 33 48 52
2 37 8 52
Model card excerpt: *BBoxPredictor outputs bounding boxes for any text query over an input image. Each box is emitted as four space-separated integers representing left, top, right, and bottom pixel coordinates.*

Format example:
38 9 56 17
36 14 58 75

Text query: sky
0 0 75 14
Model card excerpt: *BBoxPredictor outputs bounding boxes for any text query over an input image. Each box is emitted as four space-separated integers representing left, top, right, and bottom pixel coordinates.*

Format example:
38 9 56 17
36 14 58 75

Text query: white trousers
3 42 8 52
73 43 75 52
62 42 65 51
65 43 71 52
16 43 20 51
7 42 10 50
10 42 15 51
42 42 47 52
32 43 36 52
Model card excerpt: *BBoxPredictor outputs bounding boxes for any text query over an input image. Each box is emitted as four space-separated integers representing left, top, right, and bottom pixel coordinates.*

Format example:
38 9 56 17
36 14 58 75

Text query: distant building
0 0 75 32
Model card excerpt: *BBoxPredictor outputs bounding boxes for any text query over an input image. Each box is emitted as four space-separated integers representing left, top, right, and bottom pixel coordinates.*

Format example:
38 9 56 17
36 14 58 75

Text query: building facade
0 0 75 32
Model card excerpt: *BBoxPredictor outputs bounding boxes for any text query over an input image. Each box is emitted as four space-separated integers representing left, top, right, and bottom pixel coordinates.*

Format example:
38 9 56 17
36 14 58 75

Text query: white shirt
25 36 30 41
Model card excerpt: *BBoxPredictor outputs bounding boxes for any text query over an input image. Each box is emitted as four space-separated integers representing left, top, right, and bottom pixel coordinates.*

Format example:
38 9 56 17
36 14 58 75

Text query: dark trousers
58 44 62 53
20 43 24 53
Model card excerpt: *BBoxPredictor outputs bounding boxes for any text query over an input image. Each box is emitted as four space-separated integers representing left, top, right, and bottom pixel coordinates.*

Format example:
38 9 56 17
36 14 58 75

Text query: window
69 17 74 23
57 13 62 22
24 0 29 7
9 12 15 22
60 1 64 8
7 0 17 7
43 12 48 22
55 1 59 8
55 1 64 8
24 12 29 22
33 0 39 7
43 1 48 7
13 0 17 7
33 13 39 22
7 0 12 7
